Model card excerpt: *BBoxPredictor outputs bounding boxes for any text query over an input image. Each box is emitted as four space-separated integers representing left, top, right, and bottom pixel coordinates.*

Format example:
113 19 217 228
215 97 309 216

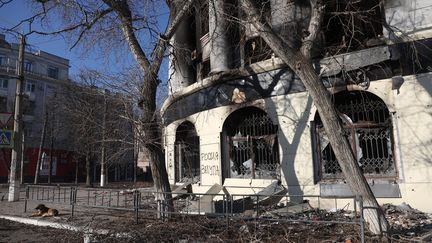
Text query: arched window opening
222 107 279 180
312 91 396 180
175 121 200 183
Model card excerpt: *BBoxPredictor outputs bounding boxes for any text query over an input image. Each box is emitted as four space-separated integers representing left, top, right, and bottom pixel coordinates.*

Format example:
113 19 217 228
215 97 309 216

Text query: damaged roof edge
161 45 392 117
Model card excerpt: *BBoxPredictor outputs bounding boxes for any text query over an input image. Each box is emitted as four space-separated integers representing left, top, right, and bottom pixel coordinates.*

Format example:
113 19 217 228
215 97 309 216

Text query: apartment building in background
0 34 78 182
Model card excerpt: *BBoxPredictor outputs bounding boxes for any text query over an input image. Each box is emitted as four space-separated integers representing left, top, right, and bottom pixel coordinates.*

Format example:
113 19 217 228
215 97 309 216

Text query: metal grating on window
175 122 200 183
228 111 279 179
315 91 396 180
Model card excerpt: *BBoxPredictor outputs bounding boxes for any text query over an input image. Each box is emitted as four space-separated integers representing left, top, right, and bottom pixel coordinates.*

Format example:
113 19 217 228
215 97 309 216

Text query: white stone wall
385 0 432 40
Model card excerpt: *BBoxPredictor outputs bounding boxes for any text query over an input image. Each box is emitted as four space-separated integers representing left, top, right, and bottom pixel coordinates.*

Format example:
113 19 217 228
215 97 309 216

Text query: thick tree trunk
242 0 389 234
140 73 173 218
102 0 195 215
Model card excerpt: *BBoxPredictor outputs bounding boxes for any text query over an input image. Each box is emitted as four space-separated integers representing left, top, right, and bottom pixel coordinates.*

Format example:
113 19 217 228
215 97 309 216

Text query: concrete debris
181 184 227 214
262 201 314 217
252 180 287 206
382 203 432 237
172 181 193 200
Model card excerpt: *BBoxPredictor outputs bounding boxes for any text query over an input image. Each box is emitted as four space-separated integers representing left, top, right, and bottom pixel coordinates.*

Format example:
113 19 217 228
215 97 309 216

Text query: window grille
174 122 200 183
224 107 279 179
313 91 396 180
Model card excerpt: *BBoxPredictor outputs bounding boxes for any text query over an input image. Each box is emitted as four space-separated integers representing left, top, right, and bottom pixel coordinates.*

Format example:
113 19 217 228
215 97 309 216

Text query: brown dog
31 204 59 217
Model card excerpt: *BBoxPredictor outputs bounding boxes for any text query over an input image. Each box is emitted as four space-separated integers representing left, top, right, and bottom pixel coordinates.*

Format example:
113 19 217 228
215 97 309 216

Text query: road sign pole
9 35 25 202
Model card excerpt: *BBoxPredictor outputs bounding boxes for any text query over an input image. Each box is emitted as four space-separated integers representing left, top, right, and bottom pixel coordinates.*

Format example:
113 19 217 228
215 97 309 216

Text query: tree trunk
48 130 54 184
242 0 388 234
133 143 138 183
85 153 91 187
75 160 79 184
145 142 172 218
34 111 48 184
101 0 196 215
140 74 173 217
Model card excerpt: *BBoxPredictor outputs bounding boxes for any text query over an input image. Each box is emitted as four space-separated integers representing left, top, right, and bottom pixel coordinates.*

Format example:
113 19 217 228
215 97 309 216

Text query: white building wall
385 0 432 39
164 73 432 212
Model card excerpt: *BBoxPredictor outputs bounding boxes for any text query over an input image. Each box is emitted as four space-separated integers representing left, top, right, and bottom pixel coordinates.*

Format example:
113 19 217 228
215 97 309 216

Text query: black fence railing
24 185 368 242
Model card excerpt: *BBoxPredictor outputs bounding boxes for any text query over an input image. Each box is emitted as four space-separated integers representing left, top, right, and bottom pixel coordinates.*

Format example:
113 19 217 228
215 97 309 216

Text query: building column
168 6 195 94
209 0 230 73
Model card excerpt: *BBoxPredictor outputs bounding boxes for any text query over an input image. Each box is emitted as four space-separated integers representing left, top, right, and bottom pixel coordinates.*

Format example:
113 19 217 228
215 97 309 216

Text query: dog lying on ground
31 204 59 217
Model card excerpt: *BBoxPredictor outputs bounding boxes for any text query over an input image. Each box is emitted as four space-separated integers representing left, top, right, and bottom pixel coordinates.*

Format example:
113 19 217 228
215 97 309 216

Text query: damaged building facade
159 0 432 212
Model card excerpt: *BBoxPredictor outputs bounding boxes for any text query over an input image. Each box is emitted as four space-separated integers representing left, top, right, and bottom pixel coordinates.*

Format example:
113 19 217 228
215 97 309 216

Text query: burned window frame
244 37 273 65
322 0 385 55
312 91 397 182
239 0 272 66
222 107 280 181
174 121 200 183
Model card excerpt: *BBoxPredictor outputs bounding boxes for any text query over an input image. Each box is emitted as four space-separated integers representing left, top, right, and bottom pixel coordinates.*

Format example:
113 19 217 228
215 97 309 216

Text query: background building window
0 79 8 89
0 55 5 66
23 100 36 115
24 80 36 92
24 60 33 72
312 91 396 181
0 96 7 113
47 66 59 79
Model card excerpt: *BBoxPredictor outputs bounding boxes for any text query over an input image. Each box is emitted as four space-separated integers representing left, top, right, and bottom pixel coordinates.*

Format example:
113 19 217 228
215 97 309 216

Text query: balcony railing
0 64 63 80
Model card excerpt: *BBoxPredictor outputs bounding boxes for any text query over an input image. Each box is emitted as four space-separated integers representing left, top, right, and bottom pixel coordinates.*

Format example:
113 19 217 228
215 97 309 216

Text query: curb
0 215 82 232
0 215 131 240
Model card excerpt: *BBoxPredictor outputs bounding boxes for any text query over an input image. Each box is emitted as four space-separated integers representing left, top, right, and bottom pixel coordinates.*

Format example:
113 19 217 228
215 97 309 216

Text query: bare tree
4 0 197 213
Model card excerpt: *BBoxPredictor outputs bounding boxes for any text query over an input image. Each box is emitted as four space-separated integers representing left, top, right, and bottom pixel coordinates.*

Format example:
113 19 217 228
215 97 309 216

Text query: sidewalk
0 185 142 229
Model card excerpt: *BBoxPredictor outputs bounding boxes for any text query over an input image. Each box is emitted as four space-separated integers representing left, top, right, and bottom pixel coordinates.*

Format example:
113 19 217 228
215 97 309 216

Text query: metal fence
24 185 368 242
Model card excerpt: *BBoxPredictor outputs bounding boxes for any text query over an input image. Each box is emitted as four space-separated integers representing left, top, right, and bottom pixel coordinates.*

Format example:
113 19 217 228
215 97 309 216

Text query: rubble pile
383 203 432 238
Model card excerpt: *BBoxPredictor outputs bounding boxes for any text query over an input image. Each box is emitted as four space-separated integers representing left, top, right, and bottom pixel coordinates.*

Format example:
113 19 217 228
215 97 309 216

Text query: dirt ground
0 184 431 242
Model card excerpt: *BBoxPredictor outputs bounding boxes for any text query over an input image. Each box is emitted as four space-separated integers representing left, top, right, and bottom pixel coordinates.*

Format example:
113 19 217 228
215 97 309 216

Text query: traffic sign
0 130 13 148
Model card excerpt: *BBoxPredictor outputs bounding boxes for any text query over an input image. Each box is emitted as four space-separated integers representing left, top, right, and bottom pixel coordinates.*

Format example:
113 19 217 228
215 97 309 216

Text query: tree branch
300 0 325 58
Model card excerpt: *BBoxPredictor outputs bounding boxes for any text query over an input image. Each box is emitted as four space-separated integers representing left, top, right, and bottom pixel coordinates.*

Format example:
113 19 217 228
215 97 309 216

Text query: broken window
312 91 396 181
174 121 200 183
198 1 209 38
244 37 273 65
222 107 279 180
322 0 384 55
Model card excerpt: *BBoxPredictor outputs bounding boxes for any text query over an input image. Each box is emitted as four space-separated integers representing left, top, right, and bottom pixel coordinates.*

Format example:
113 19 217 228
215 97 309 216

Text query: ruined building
159 0 432 212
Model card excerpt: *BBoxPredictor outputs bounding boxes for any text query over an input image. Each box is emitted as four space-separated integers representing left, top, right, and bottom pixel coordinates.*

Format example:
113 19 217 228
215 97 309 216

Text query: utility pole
9 35 25 202
20 130 25 184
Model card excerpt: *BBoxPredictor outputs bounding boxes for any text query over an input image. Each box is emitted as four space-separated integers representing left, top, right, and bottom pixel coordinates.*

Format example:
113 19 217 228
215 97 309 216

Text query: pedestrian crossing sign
0 130 13 148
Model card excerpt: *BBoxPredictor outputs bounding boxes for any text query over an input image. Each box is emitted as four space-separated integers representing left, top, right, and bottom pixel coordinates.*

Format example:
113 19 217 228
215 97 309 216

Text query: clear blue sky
0 0 170 81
